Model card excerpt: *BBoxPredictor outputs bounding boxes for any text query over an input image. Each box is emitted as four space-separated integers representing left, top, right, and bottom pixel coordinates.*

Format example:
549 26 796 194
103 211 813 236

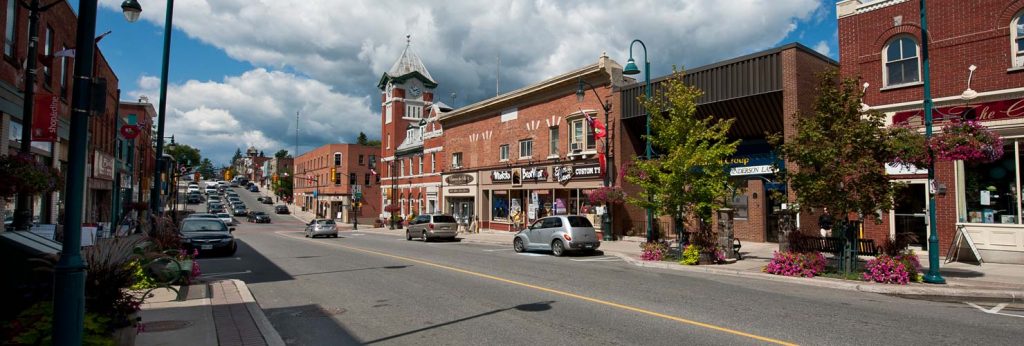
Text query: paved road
190 186 1023 345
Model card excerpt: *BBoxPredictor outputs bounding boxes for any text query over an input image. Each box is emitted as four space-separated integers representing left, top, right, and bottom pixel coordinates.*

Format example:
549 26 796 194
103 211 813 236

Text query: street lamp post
577 78 614 241
52 1 100 343
622 39 653 242
121 0 177 215
11 0 63 231
919 0 945 284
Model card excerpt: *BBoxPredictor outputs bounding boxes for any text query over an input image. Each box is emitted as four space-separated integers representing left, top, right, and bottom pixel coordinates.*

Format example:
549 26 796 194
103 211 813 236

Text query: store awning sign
892 97 1024 126
492 170 512 182
572 164 602 178
445 173 474 185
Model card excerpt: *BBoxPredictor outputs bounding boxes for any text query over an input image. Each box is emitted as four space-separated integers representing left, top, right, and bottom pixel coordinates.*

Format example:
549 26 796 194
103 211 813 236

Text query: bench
797 237 879 257
732 238 743 260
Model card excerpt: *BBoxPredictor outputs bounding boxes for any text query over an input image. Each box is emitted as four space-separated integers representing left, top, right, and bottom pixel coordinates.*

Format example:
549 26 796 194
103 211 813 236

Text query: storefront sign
893 97 1024 126
572 164 602 178
31 93 59 142
729 165 776 176
554 165 573 185
445 173 474 185
492 170 512 182
521 167 548 181
93 151 115 180
448 188 471 194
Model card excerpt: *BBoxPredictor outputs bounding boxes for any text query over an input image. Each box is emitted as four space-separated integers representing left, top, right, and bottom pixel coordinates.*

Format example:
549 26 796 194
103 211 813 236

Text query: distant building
294 144 380 223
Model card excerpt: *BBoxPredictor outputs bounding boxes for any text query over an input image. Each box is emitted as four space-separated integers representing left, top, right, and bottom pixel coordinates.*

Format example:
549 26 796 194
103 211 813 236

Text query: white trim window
406 105 422 119
549 127 559 157
452 152 463 169
519 139 532 159
1014 12 1024 68
418 156 423 174
4 0 15 57
385 104 393 124
431 153 436 172
568 118 596 152
499 144 509 161
334 152 342 166
883 36 920 86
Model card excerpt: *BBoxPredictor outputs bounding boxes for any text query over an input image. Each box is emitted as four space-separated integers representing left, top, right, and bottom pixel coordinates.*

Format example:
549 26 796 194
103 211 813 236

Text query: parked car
187 185 200 194
216 213 236 226
207 203 225 214
204 187 217 195
185 213 219 220
247 212 271 223
261 197 274 205
406 214 459 242
179 218 236 256
248 185 259 192
274 205 290 214
304 219 338 238
232 206 248 217
513 215 600 256
230 182 239 187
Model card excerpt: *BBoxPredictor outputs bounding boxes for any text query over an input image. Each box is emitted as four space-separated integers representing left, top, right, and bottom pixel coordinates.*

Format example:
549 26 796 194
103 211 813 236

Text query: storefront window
492 190 509 221
963 143 1017 224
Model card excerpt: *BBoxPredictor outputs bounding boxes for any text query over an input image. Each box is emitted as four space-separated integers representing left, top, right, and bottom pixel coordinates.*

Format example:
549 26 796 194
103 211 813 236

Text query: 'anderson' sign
445 173 474 185
892 97 1024 126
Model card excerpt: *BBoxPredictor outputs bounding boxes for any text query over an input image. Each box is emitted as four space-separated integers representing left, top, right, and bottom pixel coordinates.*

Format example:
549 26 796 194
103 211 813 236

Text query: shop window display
492 191 509 221
963 143 1017 224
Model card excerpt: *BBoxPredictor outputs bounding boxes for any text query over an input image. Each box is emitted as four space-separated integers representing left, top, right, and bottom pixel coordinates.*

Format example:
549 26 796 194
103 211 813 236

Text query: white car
216 213 236 226
187 185 200 193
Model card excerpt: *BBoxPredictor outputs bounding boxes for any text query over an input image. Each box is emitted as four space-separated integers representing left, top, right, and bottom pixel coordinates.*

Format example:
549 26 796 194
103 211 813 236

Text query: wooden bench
797 237 879 257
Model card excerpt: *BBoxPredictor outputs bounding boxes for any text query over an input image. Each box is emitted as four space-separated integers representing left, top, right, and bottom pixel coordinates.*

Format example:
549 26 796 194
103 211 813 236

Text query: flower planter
113 312 140 346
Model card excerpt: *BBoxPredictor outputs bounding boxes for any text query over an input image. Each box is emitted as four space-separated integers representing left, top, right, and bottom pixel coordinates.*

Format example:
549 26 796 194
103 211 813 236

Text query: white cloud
101 0 824 163
130 69 377 165
813 40 831 57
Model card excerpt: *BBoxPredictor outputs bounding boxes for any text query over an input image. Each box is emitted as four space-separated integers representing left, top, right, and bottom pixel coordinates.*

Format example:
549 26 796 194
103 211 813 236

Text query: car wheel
421 231 428 242
332 234 338 238
304 231 309 238
406 231 412 241
225 243 237 256
513 237 525 253
551 240 565 257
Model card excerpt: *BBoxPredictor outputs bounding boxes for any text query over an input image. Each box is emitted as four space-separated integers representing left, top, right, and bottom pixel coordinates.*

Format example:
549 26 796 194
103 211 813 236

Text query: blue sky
72 0 840 165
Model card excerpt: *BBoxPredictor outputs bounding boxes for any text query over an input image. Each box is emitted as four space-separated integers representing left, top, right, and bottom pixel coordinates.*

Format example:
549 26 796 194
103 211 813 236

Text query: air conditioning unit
570 143 581 152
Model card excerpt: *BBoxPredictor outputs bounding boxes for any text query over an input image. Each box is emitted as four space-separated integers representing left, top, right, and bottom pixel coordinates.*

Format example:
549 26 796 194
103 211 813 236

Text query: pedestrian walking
819 207 833 237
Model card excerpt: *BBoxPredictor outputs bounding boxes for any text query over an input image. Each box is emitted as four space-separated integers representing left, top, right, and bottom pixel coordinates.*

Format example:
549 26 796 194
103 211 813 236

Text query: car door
541 217 563 248
525 218 546 246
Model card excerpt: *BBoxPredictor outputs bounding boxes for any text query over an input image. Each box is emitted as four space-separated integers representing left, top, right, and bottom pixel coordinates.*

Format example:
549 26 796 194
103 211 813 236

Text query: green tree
357 132 369 145
272 167 293 199
196 158 215 179
274 149 291 158
365 139 381 147
769 69 901 233
166 143 201 167
231 148 243 165
625 69 740 241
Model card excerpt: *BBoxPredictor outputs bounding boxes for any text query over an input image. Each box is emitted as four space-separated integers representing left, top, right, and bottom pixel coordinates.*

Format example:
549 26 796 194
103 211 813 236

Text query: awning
0 231 61 255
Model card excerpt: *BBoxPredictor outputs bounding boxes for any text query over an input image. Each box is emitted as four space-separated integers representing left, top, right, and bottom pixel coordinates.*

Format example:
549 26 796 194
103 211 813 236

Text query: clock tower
377 35 438 219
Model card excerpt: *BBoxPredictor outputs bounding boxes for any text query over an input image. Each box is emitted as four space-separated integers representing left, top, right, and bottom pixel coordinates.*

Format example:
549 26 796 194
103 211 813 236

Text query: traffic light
330 168 337 183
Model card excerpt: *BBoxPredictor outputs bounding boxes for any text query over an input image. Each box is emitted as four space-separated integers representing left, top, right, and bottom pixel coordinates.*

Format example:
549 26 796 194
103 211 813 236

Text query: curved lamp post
576 78 614 241
918 0 945 284
622 39 654 242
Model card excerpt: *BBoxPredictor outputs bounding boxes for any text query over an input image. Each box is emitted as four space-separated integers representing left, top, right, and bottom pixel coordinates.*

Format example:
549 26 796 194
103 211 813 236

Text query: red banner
31 93 59 142
892 97 1024 126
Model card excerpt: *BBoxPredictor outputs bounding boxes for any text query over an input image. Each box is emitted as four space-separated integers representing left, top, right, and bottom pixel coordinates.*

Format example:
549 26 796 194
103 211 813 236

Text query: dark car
261 197 274 205
232 206 248 217
247 212 271 223
186 193 202 204
207 203 225 214
179 218 236 256
249 185 259 192
274 205 290 214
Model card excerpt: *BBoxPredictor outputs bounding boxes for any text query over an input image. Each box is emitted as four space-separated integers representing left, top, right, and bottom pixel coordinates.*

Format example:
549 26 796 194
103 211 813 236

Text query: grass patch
818 270 863 281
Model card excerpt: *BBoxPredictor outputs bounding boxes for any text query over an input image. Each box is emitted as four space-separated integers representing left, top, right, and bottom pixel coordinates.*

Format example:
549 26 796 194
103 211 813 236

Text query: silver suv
406 214 459 242
305 219 338 238
513 215 601 256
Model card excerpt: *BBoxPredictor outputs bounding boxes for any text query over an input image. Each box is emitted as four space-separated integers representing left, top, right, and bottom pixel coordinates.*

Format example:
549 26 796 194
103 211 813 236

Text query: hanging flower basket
384 204 401 213
0 154 63 198
887 125 931 168
930 120 1003 163
587 186 626 205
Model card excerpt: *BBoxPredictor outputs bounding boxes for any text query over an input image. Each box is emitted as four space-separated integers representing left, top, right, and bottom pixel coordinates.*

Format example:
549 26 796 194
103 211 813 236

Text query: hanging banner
892 97 1024 126
31 93 59 142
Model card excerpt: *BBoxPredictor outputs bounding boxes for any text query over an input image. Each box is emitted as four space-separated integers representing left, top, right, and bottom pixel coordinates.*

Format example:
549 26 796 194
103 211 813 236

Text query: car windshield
432 215 457 223
181 220 227 232
316 220 334 225
566 216 593 228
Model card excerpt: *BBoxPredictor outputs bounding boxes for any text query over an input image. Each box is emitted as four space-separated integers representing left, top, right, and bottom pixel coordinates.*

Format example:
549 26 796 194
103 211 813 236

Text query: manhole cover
142 320 193 332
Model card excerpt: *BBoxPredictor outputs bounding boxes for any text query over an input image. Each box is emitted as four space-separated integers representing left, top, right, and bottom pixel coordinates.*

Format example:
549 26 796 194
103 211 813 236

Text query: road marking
483 248 514 252
517 252 548 257
570 257 621 262
202 270 252 278
274 231 796 346
349 233 366 236
965 302 1023 318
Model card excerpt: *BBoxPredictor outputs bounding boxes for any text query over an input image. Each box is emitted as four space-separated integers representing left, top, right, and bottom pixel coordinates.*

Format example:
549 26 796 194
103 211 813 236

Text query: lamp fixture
961 65 978 101
121 0 142 23
623 57 640 75
859 82 871 112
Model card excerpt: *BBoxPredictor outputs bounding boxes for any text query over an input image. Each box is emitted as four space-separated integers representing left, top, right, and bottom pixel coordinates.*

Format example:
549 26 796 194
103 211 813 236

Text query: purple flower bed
863 254 922 285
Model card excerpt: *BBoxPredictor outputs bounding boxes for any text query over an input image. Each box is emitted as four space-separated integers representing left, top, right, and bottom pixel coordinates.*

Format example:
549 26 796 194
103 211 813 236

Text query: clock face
410 86 421 97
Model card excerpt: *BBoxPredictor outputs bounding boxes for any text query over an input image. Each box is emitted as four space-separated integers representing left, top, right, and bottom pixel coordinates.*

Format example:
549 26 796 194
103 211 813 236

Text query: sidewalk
348 226 1024 300
136 280 284 346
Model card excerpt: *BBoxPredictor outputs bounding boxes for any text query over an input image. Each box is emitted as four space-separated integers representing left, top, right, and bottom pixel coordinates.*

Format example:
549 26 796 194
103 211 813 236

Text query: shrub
763 251 827 278
679 244 700 265
639 241 669 261
3 302 114 346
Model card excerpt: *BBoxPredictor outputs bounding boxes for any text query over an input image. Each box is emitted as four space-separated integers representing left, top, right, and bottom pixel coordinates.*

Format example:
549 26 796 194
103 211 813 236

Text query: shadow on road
292 265 410 277
264 304 363 345
363 301 557 345
197 239 294 284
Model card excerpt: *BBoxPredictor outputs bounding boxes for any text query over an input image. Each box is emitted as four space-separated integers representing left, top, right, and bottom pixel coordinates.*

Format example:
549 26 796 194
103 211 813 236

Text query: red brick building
440 55 624 232
0 1 120 226
294 144 380 223
838 0 1024 263
378 39 446 222
116 99 157 217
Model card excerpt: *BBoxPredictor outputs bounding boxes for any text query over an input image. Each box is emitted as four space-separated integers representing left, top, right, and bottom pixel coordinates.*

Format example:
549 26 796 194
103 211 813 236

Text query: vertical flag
31 93 59 142
579 108 607 140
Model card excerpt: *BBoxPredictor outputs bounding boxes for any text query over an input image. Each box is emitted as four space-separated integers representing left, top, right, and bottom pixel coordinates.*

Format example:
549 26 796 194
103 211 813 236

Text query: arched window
1013 11 1024 67
883 36 920 86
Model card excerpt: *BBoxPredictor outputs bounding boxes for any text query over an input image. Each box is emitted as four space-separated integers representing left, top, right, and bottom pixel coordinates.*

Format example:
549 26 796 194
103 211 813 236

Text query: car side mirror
229 227 236 232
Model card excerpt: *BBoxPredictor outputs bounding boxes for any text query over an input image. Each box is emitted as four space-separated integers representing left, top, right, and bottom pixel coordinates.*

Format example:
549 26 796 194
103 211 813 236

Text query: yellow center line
274 231 798 346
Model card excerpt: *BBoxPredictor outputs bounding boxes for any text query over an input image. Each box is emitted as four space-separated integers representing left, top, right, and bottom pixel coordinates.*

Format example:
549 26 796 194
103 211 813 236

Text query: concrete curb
606 253 1024 301
230 279 286 346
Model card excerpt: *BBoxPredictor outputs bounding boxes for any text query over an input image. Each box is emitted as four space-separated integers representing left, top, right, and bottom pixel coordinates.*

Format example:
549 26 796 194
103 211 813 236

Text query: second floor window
365 173 371 186
4 0 15 57
418 156 423 174
569 118 596 151
549 127 558 156
431 153 436 172
359 154 364 165
1014 12 1024 67
499 144 509 161
349 172 357 185
519 139 532 158
43 26 52 85
334 172 341 185
334 153 342 166
884 36 920 86
452 152 463 169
